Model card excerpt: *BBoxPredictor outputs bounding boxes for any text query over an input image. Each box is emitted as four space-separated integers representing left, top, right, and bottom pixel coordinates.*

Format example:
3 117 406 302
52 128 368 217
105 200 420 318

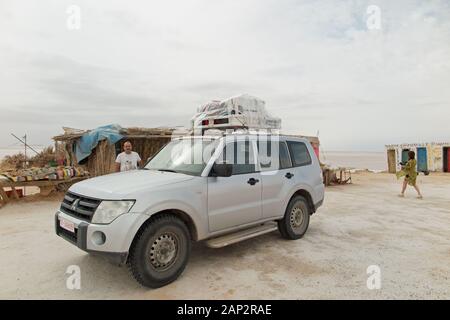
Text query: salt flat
0 172 448 299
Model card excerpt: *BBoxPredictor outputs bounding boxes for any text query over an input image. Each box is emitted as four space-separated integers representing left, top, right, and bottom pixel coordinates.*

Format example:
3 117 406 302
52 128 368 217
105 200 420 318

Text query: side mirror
211 163 233 177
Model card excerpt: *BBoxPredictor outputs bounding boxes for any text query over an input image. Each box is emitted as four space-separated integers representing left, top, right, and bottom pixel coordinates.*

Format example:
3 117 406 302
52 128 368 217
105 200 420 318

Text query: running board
205 222 278 248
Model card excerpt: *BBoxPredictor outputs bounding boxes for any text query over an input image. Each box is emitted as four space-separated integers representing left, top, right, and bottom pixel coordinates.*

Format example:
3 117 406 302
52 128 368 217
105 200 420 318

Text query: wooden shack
53 127 176 177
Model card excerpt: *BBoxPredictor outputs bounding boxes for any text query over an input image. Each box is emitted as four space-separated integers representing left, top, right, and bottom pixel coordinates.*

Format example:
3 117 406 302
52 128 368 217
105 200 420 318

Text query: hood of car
69 169 194 200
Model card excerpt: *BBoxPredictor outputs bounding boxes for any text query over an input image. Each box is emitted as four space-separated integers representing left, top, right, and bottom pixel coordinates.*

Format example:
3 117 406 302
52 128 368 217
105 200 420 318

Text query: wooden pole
24 134 26 196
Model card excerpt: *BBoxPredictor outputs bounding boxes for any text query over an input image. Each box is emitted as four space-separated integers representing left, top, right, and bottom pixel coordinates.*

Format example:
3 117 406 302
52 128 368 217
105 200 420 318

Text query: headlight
91 200 135 224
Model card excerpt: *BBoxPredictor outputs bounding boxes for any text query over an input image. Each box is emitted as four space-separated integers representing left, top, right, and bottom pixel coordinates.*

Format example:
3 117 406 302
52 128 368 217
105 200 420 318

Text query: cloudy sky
0 0 449 152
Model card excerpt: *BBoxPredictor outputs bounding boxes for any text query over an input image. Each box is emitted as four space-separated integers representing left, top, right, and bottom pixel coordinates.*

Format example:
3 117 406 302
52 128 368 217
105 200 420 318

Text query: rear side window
287 141 312 167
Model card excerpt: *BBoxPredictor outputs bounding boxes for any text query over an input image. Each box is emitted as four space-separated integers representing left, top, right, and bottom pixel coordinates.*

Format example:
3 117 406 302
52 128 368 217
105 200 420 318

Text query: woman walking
397 151 423 199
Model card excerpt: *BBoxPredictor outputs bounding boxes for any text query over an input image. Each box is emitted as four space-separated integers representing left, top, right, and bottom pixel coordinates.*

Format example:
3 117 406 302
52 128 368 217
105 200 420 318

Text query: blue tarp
75 124 124 163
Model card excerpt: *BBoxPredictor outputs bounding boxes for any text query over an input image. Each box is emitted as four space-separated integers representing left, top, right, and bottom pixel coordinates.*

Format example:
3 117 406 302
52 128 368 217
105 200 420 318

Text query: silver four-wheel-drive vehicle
55 133 325 288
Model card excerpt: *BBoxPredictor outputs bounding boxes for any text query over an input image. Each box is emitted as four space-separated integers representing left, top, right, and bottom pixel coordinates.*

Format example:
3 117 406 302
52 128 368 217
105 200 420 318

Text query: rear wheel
128 215 191 288
278 195 310 240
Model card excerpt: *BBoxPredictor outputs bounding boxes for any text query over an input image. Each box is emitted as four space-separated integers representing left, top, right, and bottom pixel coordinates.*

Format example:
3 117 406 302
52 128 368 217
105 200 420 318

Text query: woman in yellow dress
396 151 423 199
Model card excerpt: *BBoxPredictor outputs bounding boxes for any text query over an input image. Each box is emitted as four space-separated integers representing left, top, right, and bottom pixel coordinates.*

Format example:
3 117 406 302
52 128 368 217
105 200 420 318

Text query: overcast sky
0 0 449 152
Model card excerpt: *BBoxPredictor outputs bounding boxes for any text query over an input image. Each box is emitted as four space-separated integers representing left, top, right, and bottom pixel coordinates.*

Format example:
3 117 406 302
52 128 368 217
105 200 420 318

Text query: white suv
55 134 325 288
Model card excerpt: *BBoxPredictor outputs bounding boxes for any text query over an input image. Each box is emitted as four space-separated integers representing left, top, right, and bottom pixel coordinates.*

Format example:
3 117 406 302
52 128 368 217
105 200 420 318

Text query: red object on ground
447 148 450 172
6 189 24 198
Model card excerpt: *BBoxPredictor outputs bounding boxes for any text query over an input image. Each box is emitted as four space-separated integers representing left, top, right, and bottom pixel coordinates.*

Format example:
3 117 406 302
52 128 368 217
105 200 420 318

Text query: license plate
59 218 75 233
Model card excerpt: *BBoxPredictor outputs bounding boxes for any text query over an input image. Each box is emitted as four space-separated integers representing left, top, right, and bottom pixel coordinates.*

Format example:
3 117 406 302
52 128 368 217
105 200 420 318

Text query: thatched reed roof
53 126 182 142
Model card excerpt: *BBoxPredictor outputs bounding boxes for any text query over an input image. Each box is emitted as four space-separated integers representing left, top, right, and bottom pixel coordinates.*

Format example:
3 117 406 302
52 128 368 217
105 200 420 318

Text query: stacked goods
191 94 282 131
0 166 89 182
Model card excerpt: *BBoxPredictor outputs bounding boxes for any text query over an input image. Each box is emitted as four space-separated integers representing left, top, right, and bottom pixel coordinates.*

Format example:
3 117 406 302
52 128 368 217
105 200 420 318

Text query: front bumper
55 210 149 265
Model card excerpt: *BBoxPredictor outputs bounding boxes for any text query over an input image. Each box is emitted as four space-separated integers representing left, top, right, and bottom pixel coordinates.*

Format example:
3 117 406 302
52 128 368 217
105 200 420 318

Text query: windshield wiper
157 169 177 173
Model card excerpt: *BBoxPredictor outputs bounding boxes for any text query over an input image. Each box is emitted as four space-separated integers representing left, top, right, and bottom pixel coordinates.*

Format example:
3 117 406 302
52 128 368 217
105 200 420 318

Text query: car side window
287 141 312 167
257 140 292 171
279 142 292 169
222 140 256 175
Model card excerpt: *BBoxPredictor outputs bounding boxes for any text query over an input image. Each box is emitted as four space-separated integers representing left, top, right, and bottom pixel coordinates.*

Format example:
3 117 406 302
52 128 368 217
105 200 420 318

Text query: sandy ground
0 172 449 299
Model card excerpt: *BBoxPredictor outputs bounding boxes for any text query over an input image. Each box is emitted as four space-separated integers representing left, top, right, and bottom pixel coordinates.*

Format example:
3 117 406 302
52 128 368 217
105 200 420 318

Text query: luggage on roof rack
191 94 281 134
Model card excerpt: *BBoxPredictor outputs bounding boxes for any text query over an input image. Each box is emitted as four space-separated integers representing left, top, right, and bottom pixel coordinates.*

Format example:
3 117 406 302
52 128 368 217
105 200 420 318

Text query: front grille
60 192 101 222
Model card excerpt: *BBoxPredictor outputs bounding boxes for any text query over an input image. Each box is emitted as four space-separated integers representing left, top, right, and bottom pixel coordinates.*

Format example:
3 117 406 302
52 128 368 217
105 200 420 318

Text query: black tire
128 215 191 288
278 195 310 240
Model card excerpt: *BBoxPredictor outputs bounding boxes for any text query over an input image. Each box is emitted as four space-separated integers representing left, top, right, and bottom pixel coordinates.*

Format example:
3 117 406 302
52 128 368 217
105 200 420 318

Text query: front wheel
128 215 191 288
278 195 310 240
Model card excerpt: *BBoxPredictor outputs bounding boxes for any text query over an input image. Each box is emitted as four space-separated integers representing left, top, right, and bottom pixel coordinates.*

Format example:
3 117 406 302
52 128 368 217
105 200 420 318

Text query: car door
207 139 262 232
258 139 296 219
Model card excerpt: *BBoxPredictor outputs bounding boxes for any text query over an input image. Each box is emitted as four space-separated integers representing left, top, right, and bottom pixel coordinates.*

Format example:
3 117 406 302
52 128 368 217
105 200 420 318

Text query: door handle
247 178 259 186
285 172 294 179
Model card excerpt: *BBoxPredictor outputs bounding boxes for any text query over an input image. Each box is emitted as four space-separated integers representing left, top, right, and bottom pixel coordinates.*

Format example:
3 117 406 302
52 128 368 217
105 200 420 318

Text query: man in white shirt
115 141 142 172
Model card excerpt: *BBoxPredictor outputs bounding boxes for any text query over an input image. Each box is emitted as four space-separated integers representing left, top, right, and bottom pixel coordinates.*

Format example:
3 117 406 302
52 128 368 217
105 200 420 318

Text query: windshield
145 138 219 176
